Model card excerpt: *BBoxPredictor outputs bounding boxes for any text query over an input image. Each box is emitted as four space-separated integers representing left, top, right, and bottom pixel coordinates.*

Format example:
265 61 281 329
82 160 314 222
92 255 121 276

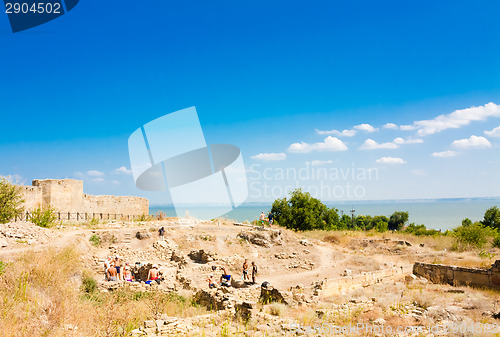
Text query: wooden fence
14 211 148 222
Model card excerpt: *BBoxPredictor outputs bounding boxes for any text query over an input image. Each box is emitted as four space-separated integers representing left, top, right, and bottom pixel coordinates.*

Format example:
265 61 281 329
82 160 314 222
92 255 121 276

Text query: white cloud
451 135 492 149
87 170 104 177
114 166 132 175
485 126 500 138
315 128 357 137
288 136 348 153
359 139 399 150
92 178 105 182
412 102 500 136
400 125 416 131
393 137 424 145
251 153 287 161
376 157 406 164
354 123 378 133
383 123 398 130
315 123 377 137
310 160 333 166
432 150 458 158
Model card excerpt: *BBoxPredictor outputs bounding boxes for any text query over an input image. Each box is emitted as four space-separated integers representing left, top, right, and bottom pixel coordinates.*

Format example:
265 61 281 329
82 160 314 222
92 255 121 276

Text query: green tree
354 215 372 230
481 206 500 230
461 218 473 227
338 214 352 230
388 211 409 231
453 221 496 250
322 207 340 230
0 177 24 224
271 189 339 231
375 220 389 232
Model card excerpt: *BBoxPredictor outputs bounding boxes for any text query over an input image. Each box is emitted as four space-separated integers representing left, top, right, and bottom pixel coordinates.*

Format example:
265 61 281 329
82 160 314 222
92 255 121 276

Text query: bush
493 236 500 248
375 221 389 232
0 177 24 224
86 217 99 227
453 221 496 250
323 234 340 244
30 205 58 228
404 223 441 236
268 303 287 316
81 271 97 294
89 234 101 247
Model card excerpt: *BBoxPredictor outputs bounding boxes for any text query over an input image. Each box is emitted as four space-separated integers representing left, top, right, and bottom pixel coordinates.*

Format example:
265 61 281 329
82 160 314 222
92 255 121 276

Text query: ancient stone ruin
18 179 148 218
413 260 500 290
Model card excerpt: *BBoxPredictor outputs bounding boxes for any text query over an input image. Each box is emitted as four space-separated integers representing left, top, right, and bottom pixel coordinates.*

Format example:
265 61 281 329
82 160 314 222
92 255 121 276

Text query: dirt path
265 244 337 288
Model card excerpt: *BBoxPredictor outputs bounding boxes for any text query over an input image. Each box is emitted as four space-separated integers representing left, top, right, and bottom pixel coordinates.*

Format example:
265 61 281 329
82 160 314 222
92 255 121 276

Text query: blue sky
1 0 500 204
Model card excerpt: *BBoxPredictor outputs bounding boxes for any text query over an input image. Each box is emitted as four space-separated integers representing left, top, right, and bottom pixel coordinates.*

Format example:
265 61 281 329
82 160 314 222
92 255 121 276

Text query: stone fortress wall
413 260 500 290
19 179 149 216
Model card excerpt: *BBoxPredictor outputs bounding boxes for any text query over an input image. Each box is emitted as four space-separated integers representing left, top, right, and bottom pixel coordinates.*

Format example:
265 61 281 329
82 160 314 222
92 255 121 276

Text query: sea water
150 198 500 231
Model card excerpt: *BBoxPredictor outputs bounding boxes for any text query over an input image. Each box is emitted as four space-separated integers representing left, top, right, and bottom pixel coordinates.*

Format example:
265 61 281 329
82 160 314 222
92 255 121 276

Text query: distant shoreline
150 196 500 208
149 198 500 231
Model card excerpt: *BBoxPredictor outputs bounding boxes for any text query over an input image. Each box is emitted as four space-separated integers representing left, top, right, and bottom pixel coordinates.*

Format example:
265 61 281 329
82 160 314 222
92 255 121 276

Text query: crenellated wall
19 179 148 217
413 260 500 290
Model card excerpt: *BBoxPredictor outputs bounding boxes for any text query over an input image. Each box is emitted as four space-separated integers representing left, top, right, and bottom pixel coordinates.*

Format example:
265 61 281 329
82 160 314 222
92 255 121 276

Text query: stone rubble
0 221 59 247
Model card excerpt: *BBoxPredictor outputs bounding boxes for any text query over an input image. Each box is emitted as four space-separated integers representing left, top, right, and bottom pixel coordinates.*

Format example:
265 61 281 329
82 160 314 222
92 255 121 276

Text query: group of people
259 212 273 226
104 256 161 284
104 255 134 282
206 260 258 288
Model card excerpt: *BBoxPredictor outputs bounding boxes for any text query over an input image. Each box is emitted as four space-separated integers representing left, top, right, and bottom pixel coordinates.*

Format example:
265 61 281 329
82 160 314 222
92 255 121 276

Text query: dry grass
0 246 207 337
302 229 457 251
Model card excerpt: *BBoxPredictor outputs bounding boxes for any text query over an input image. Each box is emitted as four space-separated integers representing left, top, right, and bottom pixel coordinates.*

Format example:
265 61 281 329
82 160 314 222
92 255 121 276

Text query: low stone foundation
413 260 500 290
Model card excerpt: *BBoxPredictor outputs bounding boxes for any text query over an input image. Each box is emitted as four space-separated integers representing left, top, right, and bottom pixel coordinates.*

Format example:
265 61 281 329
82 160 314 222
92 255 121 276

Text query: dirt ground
3 219 500 336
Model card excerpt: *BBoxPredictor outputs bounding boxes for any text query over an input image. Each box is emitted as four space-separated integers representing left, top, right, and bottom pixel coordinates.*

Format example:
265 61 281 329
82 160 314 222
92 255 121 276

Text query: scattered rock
404 274 418 283
135 231 152 240
238 229 282 247
260 283 290 305
0 221 58 246
235 301 256 321
342 269 352 277
188 249 216 263
143 320 155 329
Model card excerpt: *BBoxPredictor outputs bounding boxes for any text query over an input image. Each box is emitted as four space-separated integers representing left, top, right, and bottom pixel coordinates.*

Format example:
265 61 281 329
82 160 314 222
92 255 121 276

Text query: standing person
259 212 266 226
114 256 122 281
158 227 165 240
267 212 274 226
251 261 258 284
242 259 250 281
103 256 111 281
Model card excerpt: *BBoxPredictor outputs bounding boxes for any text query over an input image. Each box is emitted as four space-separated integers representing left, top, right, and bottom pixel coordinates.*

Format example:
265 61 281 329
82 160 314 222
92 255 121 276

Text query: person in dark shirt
251 262 258 284
267 213 274 226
